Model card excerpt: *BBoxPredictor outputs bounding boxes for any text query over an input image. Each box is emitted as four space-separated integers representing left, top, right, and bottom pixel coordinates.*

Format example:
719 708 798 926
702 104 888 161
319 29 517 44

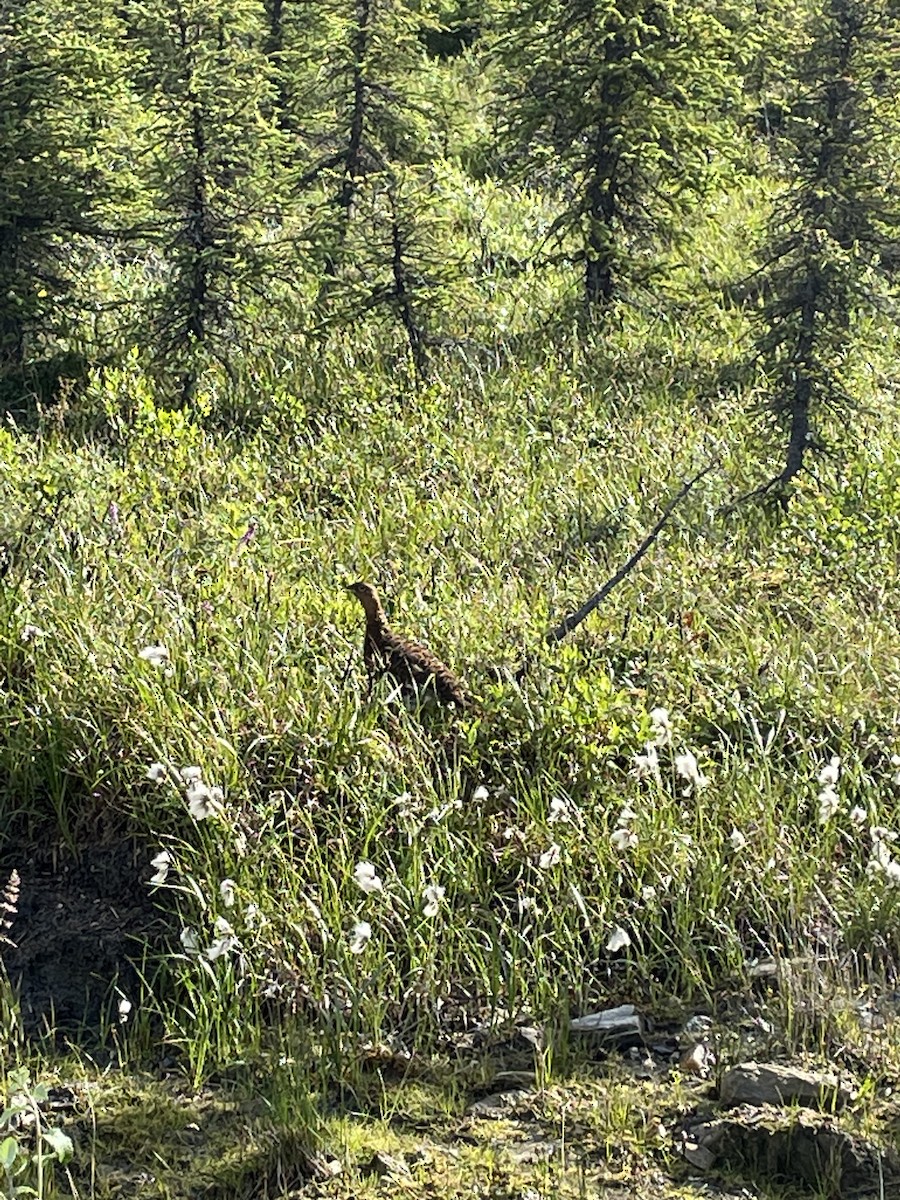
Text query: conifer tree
752 0 900 490
129 0 284 406
277 0 454 373
290 0 438 267
0 0 125 380
494 0 737 308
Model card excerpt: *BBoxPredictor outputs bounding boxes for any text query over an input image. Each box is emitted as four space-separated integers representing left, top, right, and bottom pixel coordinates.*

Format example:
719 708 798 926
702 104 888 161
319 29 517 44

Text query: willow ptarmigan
346 581 468 707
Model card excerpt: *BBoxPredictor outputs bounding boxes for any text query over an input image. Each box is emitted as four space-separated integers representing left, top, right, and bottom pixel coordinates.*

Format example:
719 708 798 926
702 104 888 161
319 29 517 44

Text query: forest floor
22 993 900 1200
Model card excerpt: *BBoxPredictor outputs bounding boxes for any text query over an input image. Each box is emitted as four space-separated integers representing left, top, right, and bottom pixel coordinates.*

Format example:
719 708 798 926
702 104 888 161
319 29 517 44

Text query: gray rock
685 1104 899 1194
678 1138 717 1170
468 1090 533 1119
720 1062 851 1110
569 1004 644 1039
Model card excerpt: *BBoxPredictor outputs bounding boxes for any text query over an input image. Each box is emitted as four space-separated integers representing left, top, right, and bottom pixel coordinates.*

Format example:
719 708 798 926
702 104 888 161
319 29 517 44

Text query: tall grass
3 192 900 1107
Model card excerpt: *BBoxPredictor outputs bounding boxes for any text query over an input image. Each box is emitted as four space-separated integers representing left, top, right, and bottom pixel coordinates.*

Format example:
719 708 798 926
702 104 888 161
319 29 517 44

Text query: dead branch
546 463 717 645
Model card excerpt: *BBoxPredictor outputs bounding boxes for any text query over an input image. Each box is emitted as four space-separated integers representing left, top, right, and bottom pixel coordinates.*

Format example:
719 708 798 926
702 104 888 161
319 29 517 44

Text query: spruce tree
128 0 284 406
494 0 737 309
275 0 455 372
0 0 125 382
752 0 900 490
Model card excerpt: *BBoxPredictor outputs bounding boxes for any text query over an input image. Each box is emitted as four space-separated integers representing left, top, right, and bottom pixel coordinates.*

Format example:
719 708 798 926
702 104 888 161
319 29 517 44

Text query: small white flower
606 925 632 953
244 902 266 929
538 843 562 870
817 756 841 787
117 998 132 1024
473 785 489 802
146 762 168 783
641 885 657 902
187 780 219 820
849 805 867 826
611 827 638 852
138 644 169 667
180 927 201 955
422 884 445 917
20 624 45 643
886 860 900 887
149 850 172 885
891 754 900 786
548 796 572 825
349 921 372 954
206 917 238 961
650 707 672 746
817 784 840 823
632 743 660 781
353 861 383 895
219 878 236 908
617 804 638 825
180 766 203 784
729 827 747 851
675 750 708 793
871 825 898 843
206 937 235 961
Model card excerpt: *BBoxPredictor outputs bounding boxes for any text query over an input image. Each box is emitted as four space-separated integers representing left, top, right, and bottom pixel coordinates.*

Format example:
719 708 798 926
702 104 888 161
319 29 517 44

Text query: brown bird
345 581 468 707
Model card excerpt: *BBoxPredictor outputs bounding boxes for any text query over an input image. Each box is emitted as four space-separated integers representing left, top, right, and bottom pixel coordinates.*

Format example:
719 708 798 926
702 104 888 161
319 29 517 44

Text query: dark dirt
0 839 167 1040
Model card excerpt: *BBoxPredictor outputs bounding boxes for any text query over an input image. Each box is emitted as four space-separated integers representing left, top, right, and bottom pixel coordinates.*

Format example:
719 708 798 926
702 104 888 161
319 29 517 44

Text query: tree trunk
388 185 428 381
0 225 25 370
781 274 818 483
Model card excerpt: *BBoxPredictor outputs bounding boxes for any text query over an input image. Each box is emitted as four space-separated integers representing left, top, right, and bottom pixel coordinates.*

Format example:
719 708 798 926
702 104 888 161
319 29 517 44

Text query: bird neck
360 595 389 629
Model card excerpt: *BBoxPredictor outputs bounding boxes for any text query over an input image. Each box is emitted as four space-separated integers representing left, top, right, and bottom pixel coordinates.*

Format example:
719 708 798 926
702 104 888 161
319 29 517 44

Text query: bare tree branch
546 463 717 645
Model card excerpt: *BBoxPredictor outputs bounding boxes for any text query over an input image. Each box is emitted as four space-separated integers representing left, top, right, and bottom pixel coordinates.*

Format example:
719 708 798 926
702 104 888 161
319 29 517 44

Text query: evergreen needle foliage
753 0 900 489
493 0 739 309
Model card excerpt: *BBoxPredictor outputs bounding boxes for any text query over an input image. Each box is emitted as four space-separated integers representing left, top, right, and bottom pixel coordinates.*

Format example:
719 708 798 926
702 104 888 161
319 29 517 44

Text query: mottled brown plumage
346 581 468 707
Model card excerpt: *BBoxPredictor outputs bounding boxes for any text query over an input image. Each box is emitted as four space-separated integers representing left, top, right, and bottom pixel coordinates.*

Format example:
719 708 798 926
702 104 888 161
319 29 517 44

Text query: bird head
345 580 383 617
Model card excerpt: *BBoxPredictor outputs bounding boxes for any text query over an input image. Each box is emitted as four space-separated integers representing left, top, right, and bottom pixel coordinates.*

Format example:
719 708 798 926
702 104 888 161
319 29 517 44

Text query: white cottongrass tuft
149 850 172 886
632 743 660 782
868 828 900 886
187 780 223 820
353 861 383 895
849 805 867 826
349 921 372 954
219 879 236 908
146 762 168 783
473 784 489 803
817 785 840 823
20 624 46 643
538 843 562 870
206 916 238 961
818 756 841 787
180 766 203 784
675 750 708 794
891 754 900 786
650 707 672 746
729 827 747 851
422 884 445 917
610 826 638 852
180 927 201 955
548 796 573 825
117 998 132 1024
610 802 638 854
138 644 169 667
606 925 632 953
